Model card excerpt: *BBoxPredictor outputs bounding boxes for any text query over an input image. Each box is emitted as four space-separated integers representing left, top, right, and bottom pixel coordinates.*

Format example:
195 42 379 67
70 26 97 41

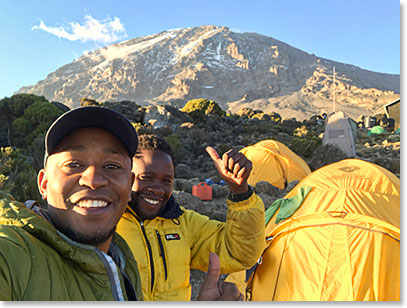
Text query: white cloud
32 15 127 44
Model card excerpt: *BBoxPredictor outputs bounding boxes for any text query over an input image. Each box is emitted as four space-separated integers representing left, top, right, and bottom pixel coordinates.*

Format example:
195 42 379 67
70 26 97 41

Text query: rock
51 101 70 113
142 105 193 130
189 177 201 184
174 163 195 179
172 191 227 221
257 193 279 210
211 184 229 199
173 178 194 193
102 100 141 121
190 269 205 300
172 191 203 210
284 180 300 193
200 198 228 221
307 144 348 171
254 181 281 196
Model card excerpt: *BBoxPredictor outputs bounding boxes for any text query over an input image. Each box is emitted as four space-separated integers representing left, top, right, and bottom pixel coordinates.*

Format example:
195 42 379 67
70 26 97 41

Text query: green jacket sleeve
0 237 33 300
0 194 33 300
187 192 266 273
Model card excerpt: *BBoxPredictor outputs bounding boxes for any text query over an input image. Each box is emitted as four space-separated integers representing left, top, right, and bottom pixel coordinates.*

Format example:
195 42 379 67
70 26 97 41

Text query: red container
192 182 213 200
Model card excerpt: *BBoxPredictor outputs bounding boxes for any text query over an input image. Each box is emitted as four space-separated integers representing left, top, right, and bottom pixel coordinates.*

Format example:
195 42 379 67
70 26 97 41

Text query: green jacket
0 192 143 301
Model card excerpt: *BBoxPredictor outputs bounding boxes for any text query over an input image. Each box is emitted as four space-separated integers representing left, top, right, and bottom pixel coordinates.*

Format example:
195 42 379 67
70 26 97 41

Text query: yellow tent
226 159 400 301
239 139 311 189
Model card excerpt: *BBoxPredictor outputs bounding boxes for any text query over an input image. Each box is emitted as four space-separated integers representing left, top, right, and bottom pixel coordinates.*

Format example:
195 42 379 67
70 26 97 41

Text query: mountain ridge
18 25 400 120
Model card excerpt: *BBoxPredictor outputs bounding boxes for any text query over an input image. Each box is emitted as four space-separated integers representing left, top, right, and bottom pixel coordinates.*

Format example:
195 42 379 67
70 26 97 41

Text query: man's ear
128 172 135 202
38 169 48 200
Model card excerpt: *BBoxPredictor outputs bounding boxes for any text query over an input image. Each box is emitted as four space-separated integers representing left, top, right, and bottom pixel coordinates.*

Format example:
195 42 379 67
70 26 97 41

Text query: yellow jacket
116 190 265 301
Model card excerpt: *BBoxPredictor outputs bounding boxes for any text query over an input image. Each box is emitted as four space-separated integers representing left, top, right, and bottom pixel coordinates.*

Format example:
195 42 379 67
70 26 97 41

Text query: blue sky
0 0 401 98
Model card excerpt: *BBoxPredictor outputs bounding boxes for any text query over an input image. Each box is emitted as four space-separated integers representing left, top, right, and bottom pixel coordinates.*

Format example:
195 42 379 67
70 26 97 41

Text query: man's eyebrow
58 145 128 157
58 145 85 152
103 148 128 156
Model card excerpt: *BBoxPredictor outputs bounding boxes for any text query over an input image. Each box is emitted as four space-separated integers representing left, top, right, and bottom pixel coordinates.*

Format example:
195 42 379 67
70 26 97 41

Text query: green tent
367 125 385 136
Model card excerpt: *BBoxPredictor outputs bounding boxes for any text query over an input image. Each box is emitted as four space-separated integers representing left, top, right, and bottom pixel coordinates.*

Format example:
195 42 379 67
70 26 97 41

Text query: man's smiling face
38 127 134 250
131 149 174 220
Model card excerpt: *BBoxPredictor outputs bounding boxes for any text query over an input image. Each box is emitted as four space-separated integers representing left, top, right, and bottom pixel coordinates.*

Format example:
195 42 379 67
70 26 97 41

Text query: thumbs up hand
206 146 251 195
197 253 243 301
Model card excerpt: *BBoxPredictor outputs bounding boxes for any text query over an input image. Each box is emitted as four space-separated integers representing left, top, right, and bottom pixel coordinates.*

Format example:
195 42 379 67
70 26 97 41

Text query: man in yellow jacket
117 134 266 301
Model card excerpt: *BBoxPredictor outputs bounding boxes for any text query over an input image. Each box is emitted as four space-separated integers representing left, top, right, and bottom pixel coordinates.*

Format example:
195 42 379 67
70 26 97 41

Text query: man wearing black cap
0 106 142 300
0 106 240 301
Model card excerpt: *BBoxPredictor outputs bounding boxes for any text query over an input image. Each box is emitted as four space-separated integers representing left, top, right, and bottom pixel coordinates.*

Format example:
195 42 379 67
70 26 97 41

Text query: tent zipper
156 230 168 280
139 221 155 292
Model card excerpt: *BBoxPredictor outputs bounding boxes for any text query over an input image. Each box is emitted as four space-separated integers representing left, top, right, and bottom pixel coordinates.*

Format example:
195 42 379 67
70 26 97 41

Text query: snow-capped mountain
18 25 399 120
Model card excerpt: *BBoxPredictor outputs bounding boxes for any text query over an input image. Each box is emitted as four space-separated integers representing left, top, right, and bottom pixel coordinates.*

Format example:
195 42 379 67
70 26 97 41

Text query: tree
10 100 63 151
0 147 41 203
0 94 54 148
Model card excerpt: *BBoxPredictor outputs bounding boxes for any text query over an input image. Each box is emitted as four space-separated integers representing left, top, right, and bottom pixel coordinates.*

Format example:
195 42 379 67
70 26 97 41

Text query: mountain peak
18 25 399 120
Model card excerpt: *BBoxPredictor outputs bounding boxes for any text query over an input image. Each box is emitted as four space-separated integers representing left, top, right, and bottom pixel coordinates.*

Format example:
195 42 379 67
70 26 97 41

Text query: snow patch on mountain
172 27 223 65
92 30 179 71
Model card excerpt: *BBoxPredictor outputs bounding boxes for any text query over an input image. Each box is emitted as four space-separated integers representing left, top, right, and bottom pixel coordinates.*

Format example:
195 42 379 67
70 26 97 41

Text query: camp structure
384 98 400 130
226 159 400 301
239 139 311 189
322 111 357 157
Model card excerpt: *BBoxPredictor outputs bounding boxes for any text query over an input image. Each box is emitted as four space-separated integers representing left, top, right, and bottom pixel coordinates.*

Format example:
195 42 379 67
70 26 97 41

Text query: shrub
181 99 225 119
80 98 100 106
132 123 154 135
288 136 322 158
164 134 183 162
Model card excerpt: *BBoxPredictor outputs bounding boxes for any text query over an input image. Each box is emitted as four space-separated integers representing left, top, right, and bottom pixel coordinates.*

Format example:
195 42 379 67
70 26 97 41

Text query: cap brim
45 106 138 162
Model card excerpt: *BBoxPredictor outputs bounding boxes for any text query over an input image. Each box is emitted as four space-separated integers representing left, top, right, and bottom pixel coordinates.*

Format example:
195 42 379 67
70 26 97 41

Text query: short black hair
137 134 175 163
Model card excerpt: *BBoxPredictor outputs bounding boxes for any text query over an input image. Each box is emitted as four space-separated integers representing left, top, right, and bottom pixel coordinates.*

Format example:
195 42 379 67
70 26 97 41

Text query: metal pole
333 66 336 112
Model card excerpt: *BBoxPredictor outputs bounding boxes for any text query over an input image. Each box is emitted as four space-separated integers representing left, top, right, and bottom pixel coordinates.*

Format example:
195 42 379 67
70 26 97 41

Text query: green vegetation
11 100 63 148
0 147 41 203
181 98 225 119
164 134 183 162
0 94 399 201
0 94 65 201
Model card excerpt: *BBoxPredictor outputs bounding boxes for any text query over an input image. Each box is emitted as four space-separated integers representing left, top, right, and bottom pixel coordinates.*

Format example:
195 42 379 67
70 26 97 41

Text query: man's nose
147 181 166 194
78 166 108 189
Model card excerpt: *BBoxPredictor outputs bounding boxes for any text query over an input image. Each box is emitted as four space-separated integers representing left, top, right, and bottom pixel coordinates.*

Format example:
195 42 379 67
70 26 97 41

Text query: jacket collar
158 195 184 219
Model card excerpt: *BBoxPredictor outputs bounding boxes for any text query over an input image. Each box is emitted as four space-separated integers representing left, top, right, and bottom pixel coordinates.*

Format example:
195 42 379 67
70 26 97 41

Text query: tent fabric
264 186 312 225
239 139 311 189
322 111 357 157
226 159 400 301
367 125 386 136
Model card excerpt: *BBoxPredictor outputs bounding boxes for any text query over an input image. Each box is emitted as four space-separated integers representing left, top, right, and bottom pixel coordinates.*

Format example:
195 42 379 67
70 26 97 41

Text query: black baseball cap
44 106 138 165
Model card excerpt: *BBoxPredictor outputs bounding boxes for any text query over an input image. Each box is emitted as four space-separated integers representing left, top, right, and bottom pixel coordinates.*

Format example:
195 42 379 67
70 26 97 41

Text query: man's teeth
77 200 108 208
143 197 160 205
